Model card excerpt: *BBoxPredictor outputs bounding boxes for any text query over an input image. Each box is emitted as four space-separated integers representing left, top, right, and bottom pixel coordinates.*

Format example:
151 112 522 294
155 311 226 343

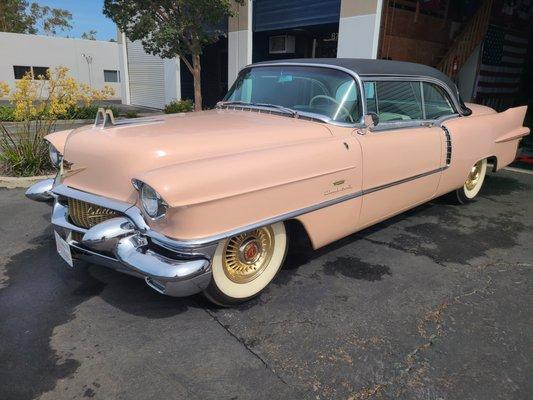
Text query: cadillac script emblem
85 206 118 219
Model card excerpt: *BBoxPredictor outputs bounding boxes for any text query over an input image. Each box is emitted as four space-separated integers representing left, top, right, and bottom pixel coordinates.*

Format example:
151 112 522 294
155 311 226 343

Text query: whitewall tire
203 222 287 306
454 158 488 204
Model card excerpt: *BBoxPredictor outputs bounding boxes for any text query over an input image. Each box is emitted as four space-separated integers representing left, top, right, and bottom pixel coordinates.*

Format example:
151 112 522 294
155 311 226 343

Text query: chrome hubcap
223 227 274 284
465 160 483 191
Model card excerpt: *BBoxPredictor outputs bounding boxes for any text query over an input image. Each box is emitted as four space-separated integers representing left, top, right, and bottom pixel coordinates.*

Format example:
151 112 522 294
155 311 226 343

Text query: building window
13 66 50 80
104 70 120 83
13 66 32 79
32 66 49 78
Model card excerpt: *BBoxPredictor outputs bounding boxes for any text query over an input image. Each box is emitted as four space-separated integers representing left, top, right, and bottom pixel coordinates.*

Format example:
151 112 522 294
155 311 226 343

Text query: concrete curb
0 174 54 189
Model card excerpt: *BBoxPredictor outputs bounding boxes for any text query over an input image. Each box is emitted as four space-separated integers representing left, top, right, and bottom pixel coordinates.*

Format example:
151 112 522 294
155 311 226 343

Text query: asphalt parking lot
1 169 532 400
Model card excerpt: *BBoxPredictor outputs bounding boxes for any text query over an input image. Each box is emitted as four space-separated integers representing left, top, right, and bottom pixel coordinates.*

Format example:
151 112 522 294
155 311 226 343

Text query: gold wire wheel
222 226 275 284
465 160 483 191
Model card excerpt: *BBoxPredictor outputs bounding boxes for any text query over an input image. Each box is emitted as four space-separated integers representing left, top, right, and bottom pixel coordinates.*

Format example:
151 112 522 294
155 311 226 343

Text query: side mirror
364 112 379 128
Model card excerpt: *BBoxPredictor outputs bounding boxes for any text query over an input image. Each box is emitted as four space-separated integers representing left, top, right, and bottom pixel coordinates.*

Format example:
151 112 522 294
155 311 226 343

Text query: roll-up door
253 0 341 32
126 39 166 109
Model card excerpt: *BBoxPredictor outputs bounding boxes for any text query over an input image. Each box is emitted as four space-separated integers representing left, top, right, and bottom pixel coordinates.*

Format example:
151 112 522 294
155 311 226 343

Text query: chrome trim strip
164 166 448 248
363 167 447 195
53 185 134 213
54 166 446 249
52 201 87 233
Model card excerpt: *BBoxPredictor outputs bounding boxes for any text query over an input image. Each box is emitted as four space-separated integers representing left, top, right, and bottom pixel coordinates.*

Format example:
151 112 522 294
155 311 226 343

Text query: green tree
0 0 72 35
103 0 244 111
81 29 97 40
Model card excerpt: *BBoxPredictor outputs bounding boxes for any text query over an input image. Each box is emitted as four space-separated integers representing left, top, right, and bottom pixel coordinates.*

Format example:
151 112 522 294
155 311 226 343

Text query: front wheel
203 222 288 306
451 158 488 204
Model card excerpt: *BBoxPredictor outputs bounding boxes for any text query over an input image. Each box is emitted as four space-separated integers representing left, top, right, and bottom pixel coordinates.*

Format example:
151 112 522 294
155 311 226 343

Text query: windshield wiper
217 101 298 118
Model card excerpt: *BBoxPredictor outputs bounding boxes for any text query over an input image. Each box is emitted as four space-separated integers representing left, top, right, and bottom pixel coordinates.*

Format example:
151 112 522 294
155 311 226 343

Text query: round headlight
49 144 62 168
140 184 166 218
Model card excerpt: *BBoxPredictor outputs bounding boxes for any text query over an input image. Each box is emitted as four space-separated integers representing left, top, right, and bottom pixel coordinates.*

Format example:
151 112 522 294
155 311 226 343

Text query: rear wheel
451 158 488 204
203 222 287 306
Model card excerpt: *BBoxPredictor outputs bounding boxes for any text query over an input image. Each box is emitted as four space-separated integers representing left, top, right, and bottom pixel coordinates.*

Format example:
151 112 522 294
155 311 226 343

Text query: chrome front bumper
26 179 214 297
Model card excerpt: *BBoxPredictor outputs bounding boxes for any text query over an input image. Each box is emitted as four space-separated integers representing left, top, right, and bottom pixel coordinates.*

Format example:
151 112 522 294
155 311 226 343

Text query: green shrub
0 106 15 122
1 105 124 122
125 111 139 118
66 105 121 120
0 125 52 176
0 67 115 176
164 99 193 114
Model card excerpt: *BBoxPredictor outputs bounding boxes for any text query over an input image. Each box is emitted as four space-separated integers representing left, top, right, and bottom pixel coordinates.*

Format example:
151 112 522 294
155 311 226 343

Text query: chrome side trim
441 126 452 166
53 166 446 249
363 167 448 195
164 166 448 248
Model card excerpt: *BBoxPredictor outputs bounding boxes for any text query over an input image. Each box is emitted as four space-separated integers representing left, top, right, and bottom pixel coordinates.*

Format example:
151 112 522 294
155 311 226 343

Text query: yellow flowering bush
0 67 115 176
0 82 9 98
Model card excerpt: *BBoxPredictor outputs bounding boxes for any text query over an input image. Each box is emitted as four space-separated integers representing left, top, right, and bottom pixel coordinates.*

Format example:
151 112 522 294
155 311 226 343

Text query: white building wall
228 29 252 87
228 0 253 87
122 38 181 109
0 32 122 100
337 0 383 59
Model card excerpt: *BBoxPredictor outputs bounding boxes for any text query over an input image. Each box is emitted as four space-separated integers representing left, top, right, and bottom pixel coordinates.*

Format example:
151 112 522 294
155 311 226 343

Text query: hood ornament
94 108 116 129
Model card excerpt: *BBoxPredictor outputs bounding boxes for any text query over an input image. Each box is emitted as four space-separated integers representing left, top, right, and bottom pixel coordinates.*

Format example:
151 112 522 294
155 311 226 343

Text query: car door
356 80 449 228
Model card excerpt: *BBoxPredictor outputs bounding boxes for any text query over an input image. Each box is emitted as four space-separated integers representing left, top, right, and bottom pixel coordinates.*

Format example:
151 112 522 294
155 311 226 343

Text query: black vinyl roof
251 58 470 115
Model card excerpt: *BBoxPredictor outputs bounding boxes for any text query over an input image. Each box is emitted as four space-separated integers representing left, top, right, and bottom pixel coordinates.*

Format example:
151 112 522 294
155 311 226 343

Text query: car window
375 81 423 121
364 82 378 114
225 66 361 123
423 82 455 119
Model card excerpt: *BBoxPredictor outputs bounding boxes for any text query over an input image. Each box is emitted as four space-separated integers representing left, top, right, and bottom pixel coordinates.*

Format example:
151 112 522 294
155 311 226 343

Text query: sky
36 0 117 41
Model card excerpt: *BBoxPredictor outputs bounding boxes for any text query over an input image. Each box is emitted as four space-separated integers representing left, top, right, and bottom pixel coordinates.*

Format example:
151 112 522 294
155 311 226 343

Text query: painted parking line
504 166 533 175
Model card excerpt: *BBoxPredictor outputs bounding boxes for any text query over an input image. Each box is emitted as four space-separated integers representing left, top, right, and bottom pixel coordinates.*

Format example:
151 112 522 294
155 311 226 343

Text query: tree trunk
192 52 202 111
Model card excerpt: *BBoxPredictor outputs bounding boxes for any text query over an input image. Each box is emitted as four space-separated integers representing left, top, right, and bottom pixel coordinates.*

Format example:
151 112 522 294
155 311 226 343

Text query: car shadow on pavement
0 228 209 400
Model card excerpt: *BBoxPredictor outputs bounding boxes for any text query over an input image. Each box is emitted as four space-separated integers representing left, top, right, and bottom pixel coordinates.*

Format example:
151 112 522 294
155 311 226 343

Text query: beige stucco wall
337 0 383 59
228 0 253 86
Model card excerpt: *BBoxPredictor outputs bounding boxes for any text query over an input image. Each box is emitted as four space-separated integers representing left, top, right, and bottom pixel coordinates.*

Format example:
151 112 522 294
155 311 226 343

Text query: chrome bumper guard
27 179 213 297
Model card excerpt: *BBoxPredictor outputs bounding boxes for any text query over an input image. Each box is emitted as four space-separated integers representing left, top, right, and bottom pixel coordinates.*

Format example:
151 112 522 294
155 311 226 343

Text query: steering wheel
309 95 354 123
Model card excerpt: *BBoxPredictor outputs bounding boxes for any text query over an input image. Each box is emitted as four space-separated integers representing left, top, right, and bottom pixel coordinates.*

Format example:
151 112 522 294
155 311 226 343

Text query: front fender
136 137 361 241
45 129 73 154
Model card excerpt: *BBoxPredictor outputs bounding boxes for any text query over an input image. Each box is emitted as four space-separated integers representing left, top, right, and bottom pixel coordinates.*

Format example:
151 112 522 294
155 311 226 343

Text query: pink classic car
26 59 529 305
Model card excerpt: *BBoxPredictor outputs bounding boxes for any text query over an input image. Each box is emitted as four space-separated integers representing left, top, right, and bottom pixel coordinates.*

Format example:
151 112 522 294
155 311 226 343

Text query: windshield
223 66 361 123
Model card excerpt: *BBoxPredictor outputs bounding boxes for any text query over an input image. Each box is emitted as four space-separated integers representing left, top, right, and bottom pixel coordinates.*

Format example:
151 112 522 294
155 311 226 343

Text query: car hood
55 109 333 203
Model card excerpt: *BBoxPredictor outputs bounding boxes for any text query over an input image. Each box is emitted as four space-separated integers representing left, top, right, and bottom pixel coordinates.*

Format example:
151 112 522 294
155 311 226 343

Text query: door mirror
364 112 379 128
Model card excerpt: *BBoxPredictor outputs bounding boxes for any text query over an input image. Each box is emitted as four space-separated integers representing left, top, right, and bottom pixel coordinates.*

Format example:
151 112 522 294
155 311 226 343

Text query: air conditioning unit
269 35 296 54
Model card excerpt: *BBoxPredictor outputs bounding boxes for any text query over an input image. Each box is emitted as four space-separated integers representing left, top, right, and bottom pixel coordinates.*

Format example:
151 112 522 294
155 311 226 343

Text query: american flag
475 25 528 102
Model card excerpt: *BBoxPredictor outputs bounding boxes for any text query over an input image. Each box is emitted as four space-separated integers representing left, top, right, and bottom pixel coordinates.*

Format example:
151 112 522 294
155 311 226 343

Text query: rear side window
364 80 456 122
375 81 423 121
423 82 455 119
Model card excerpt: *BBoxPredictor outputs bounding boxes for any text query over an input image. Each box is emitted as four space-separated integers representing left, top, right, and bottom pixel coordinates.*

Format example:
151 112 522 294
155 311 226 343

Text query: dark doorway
252 23 338 63
180 37 228 109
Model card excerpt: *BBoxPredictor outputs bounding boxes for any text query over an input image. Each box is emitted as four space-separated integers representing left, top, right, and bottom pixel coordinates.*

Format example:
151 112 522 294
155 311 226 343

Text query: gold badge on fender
324 179 352 196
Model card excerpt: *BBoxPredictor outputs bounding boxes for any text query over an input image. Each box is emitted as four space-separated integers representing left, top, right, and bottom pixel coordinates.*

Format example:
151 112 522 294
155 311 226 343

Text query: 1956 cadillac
26 59 529 305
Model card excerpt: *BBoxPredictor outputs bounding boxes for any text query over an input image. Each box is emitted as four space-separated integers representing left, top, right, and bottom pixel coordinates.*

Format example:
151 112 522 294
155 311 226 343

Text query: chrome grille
67 198 119 229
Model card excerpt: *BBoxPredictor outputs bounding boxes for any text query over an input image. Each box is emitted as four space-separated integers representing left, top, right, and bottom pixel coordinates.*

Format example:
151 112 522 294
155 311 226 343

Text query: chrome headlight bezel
48 143 62 168
134 180 168 219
